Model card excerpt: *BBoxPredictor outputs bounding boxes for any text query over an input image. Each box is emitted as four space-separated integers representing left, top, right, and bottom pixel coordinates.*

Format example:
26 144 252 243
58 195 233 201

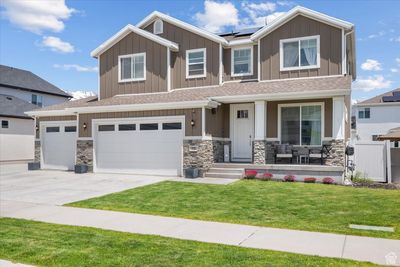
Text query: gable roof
0 94 38 119
0 65 71 98
251 6 354 40
136 11 228 45
91 24 179 58
357 88 400 106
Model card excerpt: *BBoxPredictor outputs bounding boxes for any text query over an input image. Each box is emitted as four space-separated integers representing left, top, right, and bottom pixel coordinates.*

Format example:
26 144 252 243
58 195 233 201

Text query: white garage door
94 117 184 176
41 121 76 170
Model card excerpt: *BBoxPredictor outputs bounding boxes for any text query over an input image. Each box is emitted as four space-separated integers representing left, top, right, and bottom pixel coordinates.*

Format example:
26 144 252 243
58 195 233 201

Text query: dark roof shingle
0 65 71 98
358 88 400 104
0 94 38 119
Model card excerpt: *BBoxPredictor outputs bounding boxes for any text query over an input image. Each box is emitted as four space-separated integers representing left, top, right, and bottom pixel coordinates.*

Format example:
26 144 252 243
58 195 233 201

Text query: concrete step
204 172 242 179
213 163 250 168
207 167 244 174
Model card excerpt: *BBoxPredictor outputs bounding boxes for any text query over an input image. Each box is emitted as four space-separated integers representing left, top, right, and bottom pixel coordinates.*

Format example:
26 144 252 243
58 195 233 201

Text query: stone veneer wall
183 140 214 177
324 139 345 167
34 140 41 162
76 140 94 171
253 140 266 165
265 141 279 164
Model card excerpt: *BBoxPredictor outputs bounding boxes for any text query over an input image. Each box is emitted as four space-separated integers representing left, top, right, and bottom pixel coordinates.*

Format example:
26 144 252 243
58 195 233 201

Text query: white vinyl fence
354 141 391 182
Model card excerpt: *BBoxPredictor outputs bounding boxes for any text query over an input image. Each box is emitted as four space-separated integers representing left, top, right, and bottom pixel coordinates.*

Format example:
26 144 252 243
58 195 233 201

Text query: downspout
343 29 354 76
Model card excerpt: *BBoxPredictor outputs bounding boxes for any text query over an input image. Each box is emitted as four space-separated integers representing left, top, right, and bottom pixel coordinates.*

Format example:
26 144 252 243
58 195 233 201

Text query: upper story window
118 53 146 83
358 107 370 119
31 94 43 107
1 120 9 129
232 47 253 76
186 48 206 79
153 19 163 35
280 35 320 71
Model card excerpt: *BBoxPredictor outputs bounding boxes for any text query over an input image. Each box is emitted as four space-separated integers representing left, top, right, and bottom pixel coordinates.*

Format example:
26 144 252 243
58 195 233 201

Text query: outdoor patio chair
296 147 310 164
275 144 293 163
309 147 324 165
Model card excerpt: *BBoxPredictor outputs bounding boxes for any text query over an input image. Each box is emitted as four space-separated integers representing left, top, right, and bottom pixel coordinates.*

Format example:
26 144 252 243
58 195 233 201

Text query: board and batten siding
78 109 202 138
266 98 333 139
144 21 220 89
223 45 258 81
36 115 77 139
260 15 342 80
205 104 230 138
99 32 168 99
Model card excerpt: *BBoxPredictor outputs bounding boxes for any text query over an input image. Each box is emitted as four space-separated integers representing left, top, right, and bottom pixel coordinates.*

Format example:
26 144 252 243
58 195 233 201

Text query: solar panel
235 27 262 36
382 95 400 102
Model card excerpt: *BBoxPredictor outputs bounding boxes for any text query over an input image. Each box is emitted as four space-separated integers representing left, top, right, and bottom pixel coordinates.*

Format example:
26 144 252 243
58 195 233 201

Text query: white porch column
332 96 345 140
254 100 266 140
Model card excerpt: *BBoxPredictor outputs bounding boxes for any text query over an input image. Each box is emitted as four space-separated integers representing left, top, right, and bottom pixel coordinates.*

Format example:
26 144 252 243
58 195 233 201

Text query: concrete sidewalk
1 200 399 266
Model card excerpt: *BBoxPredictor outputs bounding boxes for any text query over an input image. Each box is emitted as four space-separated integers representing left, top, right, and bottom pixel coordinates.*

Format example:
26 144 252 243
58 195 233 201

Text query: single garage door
94 117 184 176
41 121 77 170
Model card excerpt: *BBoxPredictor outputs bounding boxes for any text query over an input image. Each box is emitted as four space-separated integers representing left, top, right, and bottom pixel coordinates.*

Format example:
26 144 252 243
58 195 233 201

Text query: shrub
352 177 374 185
257 172 273 181
283 174 296 182
304 177 317 183
322 177 335 184
244 170 257 179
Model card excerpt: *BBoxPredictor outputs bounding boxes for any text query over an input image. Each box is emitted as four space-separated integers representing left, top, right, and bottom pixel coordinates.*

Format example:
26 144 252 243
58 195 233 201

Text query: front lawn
68 180 400 239
0 218 379 266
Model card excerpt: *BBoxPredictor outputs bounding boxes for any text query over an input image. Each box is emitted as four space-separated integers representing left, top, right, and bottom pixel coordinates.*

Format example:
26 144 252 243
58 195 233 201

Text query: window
119 124 136 131
119 53 146 82
153 19 163 34
358 108 370 119
372 135 380 141
140 123 158 131
236 110 249 119
186 48 206 78
98 125 115 131
65 126 76 132
280 104 322 145
46 127 59 133
1 120 9 128
232 47 253 76
32 94 43 107
280 35 320 71
394 141 399 148
162 122 182 130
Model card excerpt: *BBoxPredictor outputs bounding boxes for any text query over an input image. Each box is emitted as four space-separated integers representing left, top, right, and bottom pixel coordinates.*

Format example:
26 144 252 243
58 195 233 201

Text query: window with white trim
119 53 146 82
186 48 206 78
280 35 320 71
280 103 323 146
32 94 43 107
232 47 253 76
153 19 163 34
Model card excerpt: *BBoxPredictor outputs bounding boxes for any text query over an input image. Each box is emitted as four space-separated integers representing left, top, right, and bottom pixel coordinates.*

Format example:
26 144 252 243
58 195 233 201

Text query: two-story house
27 6 355 181
0 65 70 162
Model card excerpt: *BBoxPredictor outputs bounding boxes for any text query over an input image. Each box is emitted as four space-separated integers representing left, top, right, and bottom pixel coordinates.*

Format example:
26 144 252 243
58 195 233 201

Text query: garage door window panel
119 124 136 131
140 123 158 131
98 125 115 131
46 127 60 133
65 126 77 132
162 122 182 130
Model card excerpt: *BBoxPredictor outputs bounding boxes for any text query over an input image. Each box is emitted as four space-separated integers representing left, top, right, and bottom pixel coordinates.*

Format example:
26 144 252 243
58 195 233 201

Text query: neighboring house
26 6 356 180
353 88 400 147
0 65 71 162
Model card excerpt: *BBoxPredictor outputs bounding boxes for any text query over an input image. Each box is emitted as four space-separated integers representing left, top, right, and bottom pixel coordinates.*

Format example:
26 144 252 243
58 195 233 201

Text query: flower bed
244 170 258 179
322 177 335 184
304 177 317 183
283 174 296 182
257 172 273 181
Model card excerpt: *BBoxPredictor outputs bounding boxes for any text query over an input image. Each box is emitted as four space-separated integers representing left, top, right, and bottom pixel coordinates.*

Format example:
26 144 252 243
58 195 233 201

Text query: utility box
185 168 199 178
224 144 230 162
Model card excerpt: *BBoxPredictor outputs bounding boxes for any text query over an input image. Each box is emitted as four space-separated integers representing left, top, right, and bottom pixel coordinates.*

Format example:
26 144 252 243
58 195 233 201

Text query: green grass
0 218 380 267
68 180 400 240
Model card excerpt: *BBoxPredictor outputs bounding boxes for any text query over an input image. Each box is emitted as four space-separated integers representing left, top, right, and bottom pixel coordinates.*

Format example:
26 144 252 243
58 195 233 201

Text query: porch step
204 164 245 179
205 172 243 179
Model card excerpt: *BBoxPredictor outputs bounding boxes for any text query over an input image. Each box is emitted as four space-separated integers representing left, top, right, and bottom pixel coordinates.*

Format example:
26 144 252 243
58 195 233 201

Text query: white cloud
390 36 400 42
353 75 392 92
53 64 98 72
41 36 74 53
0 0 75 34
69 90 97 100
390 68 398 73
241 2 285 27
193 0 239 33
368 31 385 39
360 59 382 71
397 58 400 64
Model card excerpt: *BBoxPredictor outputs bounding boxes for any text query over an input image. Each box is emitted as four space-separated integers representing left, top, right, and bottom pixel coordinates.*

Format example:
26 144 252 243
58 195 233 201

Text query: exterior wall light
190 120 195 127
83 122 87 129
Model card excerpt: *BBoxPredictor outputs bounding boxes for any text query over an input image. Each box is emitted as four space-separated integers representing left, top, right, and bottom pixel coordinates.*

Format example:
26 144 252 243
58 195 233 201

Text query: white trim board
91 24 179 58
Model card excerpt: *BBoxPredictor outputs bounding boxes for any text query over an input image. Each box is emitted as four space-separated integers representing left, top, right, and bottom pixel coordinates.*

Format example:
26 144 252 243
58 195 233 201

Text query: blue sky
1 0 399 101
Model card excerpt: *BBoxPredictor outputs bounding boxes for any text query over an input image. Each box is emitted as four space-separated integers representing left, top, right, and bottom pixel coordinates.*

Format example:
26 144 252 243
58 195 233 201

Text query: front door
231 103 254 162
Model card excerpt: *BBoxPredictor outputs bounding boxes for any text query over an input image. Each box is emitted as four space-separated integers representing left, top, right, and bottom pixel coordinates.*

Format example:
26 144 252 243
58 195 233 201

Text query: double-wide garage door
94 117 184 176
41 121 76 170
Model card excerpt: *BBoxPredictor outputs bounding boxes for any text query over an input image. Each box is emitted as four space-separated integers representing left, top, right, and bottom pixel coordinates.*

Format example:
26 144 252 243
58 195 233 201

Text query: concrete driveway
0 164 172 205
